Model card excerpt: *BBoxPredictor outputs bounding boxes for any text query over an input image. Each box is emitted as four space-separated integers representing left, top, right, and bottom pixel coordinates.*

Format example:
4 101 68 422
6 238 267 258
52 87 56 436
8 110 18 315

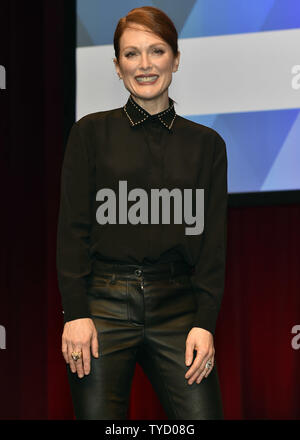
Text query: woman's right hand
62 318 99 378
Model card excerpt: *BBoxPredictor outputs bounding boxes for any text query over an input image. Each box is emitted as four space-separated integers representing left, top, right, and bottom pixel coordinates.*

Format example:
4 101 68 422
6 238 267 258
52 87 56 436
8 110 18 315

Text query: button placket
134 269 144 291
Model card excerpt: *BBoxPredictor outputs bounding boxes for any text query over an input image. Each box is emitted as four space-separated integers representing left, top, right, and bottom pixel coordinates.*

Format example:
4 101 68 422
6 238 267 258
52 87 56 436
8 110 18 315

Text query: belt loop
171 262 174 276
169 262 175 283
109 273 116 284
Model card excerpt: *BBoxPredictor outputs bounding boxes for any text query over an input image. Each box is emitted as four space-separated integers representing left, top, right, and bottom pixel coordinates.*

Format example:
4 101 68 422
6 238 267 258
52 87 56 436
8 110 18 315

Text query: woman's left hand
184 327 215 385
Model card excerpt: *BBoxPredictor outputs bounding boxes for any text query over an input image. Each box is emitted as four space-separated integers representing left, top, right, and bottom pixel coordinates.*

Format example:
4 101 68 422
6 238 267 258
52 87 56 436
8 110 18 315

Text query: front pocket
172 273 192 288
87 274 110 288
87 277 128 321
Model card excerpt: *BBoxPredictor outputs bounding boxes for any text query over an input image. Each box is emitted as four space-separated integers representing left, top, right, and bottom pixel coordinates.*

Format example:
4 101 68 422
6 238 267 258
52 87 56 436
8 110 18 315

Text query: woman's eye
153 49 164 54
124 49 164 57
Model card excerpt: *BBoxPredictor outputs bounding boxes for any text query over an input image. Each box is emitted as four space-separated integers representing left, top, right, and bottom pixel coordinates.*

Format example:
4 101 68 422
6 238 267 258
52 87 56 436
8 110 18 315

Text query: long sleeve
190 133 228 336
56 121 93 323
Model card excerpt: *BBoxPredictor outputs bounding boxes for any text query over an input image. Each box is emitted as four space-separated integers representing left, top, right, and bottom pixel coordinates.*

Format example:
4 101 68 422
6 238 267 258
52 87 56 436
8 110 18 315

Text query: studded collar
123 95 176 132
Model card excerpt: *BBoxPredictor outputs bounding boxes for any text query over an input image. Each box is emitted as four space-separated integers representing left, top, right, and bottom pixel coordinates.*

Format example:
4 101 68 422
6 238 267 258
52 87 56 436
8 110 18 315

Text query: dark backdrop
1 1 299 420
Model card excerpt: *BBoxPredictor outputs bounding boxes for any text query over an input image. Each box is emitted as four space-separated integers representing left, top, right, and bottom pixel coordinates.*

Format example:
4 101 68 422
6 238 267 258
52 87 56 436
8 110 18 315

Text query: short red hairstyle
113 6 179 61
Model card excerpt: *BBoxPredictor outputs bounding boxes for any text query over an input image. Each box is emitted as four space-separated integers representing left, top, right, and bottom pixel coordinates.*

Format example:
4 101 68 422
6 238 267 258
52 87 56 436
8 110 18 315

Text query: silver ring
205 359 213 369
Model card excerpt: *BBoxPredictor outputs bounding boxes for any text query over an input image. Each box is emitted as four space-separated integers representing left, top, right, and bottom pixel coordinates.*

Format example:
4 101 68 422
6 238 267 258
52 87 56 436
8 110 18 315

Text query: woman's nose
140 52 151 70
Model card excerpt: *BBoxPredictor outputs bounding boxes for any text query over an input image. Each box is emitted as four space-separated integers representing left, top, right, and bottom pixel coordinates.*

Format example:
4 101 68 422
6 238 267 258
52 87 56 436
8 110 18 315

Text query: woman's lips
135 75 159 85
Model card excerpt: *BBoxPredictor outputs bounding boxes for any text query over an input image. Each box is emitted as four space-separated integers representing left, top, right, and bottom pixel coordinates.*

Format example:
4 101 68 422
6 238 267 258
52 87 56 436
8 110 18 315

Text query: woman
57 6 227 420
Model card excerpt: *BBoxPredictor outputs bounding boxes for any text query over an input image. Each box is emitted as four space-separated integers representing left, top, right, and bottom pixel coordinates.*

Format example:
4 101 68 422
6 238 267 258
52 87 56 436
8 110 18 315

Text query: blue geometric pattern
77 0 300 46
77 0 300 193
189 109 300 192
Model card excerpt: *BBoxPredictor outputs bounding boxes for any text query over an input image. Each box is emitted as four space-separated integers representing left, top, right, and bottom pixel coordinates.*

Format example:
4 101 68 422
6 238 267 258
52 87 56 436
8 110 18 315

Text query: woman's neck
130 92 169 115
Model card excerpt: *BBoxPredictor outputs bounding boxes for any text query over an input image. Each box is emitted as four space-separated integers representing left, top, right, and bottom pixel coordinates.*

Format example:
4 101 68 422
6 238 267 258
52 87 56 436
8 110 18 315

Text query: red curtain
1 1 299 420
128 204 300 420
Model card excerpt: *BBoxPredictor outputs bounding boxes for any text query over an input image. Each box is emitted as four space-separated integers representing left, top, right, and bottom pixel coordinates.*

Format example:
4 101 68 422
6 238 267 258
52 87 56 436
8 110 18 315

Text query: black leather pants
66 260 224 420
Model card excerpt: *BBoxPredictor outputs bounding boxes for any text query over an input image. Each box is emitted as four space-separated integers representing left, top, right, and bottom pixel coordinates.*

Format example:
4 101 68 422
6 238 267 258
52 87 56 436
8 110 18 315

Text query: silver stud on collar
123 105 148 126
123 97 176 130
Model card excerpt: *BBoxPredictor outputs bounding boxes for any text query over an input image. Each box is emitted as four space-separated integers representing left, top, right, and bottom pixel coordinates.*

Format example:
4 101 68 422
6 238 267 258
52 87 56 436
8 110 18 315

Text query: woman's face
114 24 180 102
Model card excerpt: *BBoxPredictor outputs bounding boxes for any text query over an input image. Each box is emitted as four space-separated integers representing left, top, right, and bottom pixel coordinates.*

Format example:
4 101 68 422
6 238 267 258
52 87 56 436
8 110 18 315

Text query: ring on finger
204 360 214 377
205 359 213 370
71 350 82 362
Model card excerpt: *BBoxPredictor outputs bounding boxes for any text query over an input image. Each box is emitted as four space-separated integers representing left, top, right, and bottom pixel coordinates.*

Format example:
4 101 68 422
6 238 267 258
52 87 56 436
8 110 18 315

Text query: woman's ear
173 50 181 73
113 57 122 79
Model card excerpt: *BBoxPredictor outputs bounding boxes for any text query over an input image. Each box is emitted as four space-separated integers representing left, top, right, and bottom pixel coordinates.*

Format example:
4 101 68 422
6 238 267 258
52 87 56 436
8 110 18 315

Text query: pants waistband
92 259 194 279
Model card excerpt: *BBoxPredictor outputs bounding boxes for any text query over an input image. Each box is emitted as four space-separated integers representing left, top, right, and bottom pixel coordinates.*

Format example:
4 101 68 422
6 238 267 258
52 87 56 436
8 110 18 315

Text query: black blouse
56 94 228 335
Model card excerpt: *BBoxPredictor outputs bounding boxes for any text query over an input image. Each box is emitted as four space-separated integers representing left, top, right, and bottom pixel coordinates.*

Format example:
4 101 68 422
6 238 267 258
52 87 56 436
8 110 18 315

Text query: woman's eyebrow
123 43 166 50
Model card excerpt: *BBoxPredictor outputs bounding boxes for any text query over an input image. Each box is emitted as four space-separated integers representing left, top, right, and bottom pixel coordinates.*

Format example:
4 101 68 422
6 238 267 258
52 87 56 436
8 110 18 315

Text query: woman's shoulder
175 114 225 145
74 106 123 131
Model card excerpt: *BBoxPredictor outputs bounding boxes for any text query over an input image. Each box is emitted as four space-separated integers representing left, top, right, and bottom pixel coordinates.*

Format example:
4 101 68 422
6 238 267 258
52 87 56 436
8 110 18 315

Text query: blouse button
134 269 142 277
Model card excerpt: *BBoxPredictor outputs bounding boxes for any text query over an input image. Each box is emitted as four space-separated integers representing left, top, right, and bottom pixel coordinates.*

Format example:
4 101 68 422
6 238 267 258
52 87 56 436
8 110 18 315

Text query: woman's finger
90 328 99 358
67 343 79 374
82 344 91 375
61 337 69 364
195 355 214 383
71 344 85 378
187 368 201 384
194 354 213 384
204 356 214 378
185 348 205 380
186 349 209 384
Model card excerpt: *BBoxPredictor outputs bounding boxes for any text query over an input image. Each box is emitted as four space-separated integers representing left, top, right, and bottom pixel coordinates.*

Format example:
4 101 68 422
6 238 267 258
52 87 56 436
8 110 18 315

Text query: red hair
114 6 178 61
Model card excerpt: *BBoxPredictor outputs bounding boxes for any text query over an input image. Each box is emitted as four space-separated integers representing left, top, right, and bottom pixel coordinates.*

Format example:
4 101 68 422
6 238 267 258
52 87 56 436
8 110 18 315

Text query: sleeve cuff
61 295 91 324
191 306 219 336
